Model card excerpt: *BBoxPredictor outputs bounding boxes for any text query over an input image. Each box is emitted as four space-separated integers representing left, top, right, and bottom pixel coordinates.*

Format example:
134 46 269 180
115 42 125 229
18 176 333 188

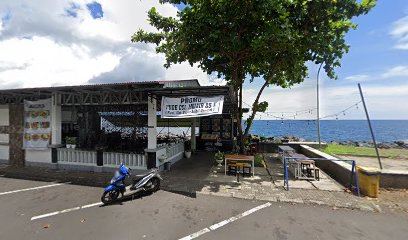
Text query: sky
0 0 407 120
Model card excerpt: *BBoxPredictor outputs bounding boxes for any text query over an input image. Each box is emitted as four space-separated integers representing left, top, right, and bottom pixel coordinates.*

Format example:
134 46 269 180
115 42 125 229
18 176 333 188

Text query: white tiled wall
0 145 8 160
0 105 9 160
25 149 52 163
0 105 9 126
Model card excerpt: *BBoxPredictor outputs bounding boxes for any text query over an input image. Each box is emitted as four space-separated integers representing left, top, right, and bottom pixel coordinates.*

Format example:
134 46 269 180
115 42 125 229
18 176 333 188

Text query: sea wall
300 145 408 189
300 145 353 187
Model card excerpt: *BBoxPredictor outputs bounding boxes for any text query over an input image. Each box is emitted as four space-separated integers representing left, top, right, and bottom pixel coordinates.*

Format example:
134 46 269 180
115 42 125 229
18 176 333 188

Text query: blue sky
238 0 408 120
172 1 408 120
336 0 407 86
86 1 103 19
0 0 407 120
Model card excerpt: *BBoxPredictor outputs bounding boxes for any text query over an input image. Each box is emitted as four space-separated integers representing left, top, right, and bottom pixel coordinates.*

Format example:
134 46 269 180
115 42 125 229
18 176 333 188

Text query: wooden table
224 155 255 177
278 145 296 163
289 159 317 180
278 145 296 152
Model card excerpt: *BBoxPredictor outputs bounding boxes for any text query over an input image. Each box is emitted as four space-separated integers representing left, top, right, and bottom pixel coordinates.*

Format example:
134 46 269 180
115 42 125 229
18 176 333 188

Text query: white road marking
0 182 67 196
82 202 103 209
179 202 271 240
31 202 103 221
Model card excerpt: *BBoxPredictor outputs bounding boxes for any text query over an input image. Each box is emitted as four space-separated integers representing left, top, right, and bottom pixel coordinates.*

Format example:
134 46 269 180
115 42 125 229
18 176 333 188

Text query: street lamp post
317 63 323 148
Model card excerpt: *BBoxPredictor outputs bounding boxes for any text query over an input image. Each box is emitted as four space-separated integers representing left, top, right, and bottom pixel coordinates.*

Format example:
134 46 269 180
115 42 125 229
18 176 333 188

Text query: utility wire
242 100 362 121
319 101 362 120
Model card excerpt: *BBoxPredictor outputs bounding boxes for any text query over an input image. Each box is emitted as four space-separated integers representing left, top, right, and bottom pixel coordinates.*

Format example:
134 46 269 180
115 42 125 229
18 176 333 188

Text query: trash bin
356 166 381 198
164 162 171 171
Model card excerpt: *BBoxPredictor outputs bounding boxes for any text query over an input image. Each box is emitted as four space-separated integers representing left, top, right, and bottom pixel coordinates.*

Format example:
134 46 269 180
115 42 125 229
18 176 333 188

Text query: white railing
57 148 97 165
166 142 184 160
103 152 146 168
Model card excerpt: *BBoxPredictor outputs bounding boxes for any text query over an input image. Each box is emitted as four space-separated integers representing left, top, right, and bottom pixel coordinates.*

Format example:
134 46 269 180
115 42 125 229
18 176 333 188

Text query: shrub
214 151 224 160
65 136 77 145
254 153 264 167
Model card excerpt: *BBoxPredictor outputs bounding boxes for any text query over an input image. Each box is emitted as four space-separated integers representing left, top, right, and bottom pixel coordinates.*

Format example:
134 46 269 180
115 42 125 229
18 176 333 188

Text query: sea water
248 120 408 142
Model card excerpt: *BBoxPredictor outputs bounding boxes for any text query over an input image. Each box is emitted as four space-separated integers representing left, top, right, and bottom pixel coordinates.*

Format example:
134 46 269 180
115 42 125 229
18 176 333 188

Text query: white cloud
0 0 215 89
342 64 408 83
390 15 408 50
381 65 408 78
242 77 408 120
0 37 120 88
345 74 369 81
0 1 406 120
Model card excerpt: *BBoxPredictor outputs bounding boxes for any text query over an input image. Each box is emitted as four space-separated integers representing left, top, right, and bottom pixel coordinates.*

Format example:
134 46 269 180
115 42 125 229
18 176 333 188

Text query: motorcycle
101 163 162 204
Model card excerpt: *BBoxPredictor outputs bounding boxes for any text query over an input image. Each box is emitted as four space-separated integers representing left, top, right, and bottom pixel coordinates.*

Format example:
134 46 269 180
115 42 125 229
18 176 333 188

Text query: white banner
23 99 52 149
161 96 224 118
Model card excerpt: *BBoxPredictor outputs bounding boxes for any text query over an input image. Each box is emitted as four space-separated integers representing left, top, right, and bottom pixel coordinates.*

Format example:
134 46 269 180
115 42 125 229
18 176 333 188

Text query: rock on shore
330 140 408 149
253 134 408 149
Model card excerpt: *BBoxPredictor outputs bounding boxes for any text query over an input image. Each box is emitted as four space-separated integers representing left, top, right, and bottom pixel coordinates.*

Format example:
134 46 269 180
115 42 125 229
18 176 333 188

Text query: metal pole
350 160 355 191
358 83 383 169
317 63 323 148
284 157 289 191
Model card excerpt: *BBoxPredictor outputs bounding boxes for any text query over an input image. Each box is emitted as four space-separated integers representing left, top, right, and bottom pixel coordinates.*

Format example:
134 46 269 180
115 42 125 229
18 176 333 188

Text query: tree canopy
132 0 376 152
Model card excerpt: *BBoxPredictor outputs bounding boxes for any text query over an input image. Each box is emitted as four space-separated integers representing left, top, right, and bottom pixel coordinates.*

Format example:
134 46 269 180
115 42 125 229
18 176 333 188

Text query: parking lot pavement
0 177 262 240
1 177 408 240
199 203 408 240
0 177 64 193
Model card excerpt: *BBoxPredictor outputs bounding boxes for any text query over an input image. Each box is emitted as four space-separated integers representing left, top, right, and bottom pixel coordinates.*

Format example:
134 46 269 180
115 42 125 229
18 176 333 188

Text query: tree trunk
243 81 269 146
231 64 245 154
238 80 244 153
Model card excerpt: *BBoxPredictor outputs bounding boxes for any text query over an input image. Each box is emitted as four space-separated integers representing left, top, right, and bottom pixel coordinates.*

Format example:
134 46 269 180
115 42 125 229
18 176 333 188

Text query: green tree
132 0 376 152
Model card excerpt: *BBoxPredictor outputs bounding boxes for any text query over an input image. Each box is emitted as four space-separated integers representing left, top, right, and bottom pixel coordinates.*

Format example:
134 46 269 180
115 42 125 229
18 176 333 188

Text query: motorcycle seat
132 175 144 182
132 169 157 182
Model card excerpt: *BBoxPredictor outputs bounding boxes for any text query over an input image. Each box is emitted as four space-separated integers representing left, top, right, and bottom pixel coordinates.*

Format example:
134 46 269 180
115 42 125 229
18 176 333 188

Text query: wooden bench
227 162 252 177
224 155 255 177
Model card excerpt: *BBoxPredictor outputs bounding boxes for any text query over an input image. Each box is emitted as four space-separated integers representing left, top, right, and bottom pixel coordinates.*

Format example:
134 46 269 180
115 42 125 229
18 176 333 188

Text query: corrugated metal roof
0 79 200 92
163 80 200 88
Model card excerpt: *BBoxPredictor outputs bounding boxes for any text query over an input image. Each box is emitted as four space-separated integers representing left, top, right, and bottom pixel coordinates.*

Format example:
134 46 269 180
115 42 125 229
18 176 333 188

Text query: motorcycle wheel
146 177 160 192
101 190 119 204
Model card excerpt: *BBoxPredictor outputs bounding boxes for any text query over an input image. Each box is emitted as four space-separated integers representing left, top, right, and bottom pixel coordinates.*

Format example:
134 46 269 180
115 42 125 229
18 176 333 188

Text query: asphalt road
0 177 407 240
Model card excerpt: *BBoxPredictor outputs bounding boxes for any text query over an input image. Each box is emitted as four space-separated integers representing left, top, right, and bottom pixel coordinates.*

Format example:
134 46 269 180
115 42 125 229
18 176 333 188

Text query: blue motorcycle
101 163 162 204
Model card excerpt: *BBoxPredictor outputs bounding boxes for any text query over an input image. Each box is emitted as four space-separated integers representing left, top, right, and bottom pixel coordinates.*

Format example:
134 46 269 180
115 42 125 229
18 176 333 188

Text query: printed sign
23 99 52 149
161 96 224 118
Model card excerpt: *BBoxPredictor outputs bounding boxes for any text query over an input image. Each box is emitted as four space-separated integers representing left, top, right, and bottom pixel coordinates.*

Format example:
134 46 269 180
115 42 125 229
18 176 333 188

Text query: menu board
200 114 233 140
23 99 52 149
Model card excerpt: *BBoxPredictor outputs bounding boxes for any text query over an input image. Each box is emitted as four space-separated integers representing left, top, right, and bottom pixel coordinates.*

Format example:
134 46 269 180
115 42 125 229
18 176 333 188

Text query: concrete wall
25 149 52 164
300 145 408 189
378 170 408 189
258 142 327 153
300 145 353 187
155 144 185 171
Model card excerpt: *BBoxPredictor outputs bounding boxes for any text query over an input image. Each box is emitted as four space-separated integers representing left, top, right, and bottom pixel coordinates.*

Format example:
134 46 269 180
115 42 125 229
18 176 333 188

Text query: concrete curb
193 189 377 212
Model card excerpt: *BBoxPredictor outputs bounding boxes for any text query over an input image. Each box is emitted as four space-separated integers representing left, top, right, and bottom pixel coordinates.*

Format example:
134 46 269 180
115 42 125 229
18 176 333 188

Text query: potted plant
184 139 192 158
65 137 77 149
65 136 72 148
214 151 224 167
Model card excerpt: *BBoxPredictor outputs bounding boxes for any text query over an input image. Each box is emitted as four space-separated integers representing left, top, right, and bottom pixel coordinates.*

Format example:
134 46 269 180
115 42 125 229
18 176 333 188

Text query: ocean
248 120 408 142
